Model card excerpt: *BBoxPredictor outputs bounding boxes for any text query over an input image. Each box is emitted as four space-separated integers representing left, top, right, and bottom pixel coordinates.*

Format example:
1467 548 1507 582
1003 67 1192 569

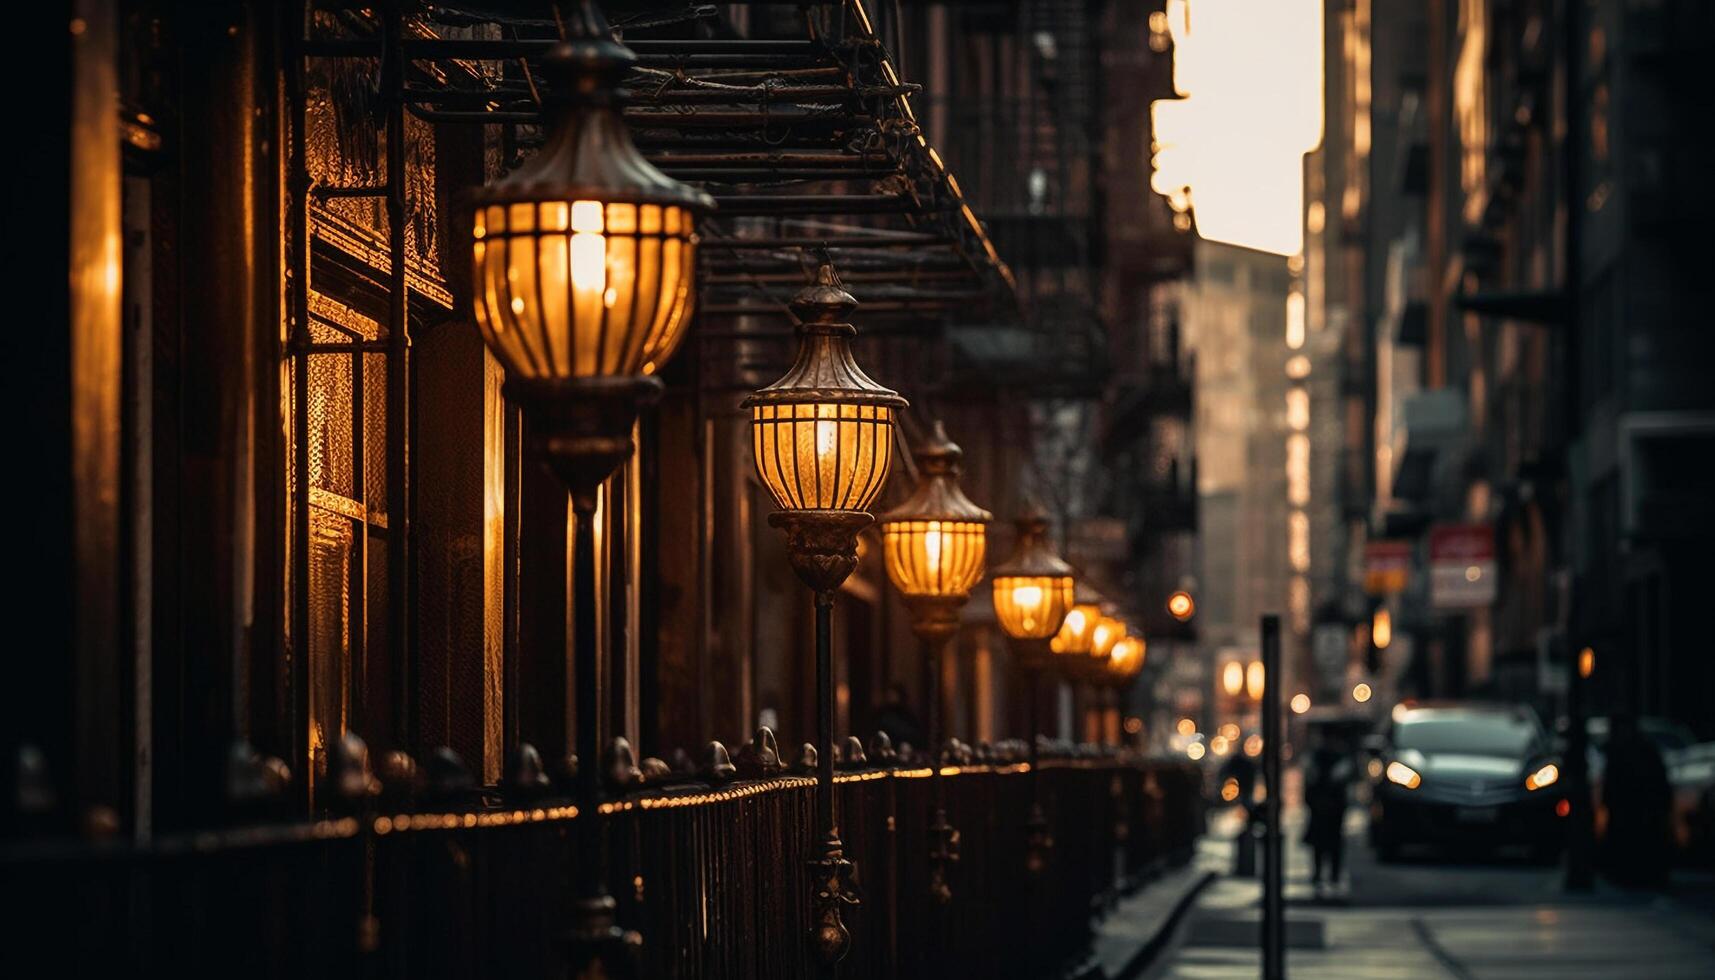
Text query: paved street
1140 807 1715 979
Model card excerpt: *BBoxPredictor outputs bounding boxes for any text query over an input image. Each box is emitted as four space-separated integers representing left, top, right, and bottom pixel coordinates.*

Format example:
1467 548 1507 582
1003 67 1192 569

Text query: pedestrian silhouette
1303 729 1354 897
1601 712 1672 888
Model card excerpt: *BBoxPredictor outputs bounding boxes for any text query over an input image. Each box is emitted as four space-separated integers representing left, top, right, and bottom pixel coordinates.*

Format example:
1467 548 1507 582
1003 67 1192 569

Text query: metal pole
810 588 853 977
1559 0 1595 896
567 497 627 976
1022 653 1052 880
926 635 953 905
1026 664 1040 775
286 0 313 807
383 0 414 751
927 635 942 799
1260 614 1284 980
817 592 836 860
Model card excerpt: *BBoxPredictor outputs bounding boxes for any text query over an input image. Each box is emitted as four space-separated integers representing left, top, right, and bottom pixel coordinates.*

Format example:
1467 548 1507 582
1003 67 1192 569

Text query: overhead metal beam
702 233 957 250
711 194 944 216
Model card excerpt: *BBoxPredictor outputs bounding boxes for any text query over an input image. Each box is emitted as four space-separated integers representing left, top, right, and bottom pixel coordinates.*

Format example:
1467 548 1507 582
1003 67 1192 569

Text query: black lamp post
744 263 907 967
990 502 1074 873
878 421 992 904
1105 635 1146 746
466 3 712 976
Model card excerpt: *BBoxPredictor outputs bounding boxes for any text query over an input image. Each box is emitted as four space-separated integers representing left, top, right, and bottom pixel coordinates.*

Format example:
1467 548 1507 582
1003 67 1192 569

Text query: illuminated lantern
991 503 1075 641
880 422 992 605
878 421 990 905
746 264 904 516
1051 582 1104 657
470 5 712 381
1090 613 1126 662
1109 635 1147 678
747 262 906 962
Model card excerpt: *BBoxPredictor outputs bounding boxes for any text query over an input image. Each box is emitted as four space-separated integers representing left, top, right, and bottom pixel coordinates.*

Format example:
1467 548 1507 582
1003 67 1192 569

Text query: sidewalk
1140 808 1715 980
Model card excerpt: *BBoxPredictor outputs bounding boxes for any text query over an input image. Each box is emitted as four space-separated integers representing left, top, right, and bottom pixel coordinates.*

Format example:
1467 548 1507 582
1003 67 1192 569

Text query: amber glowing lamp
746 263 906 964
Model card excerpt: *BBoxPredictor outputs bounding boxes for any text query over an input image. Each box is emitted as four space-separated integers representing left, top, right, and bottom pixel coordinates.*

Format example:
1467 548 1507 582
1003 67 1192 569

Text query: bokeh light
1168 590 1196 621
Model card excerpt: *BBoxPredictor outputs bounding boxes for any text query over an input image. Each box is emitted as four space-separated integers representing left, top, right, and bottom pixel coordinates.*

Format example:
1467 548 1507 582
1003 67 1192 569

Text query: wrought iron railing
3 739 1200 979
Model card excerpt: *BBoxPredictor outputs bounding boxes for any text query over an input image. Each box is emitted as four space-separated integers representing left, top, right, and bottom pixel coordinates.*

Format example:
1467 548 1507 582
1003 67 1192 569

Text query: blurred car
1668 742 1715 867
1368 703 1566 861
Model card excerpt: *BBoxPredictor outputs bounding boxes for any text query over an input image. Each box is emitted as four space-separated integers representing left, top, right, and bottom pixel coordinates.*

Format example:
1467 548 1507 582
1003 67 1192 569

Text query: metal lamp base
768 510 873 593
809 828 860 964
906 594 966 905
505 375 663 511
767 508 873 969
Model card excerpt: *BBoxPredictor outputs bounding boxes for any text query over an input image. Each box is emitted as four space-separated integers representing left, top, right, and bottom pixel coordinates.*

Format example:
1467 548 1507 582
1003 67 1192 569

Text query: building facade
1319 0 1715 732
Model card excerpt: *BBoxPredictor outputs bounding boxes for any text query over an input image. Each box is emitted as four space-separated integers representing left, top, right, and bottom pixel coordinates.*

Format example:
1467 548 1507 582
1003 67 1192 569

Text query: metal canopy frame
307 0 1018 325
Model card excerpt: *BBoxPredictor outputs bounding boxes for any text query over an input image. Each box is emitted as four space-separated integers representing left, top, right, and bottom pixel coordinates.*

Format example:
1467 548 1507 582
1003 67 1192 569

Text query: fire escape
931 0 1106 398
1099 0 1198 641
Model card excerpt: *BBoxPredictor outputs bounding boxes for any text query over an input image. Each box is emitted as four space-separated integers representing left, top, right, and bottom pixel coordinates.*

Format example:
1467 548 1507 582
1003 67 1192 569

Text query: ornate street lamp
991 502 1075 644
990 502 1074 874
1105 635 1146 746
745 262 906 966
466 4 712 975
1068 610 1126 740
878 421 992 905
1091 612 1124 658
1110 634 1147 677
1049 581 1103 659
1051 585 1108 740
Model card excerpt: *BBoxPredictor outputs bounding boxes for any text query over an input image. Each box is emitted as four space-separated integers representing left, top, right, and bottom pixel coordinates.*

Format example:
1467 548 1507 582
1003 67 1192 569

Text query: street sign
1363 539 1412 594
1429 523 1496 608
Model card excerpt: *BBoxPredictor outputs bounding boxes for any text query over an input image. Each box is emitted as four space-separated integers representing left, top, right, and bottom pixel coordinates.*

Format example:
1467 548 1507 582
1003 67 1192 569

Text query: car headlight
1385 761 1422 790
1525 763 1560 791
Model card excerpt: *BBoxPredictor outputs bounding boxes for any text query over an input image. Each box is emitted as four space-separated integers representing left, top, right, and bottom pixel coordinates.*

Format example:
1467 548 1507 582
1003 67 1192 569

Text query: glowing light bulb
570 201 606 292
815 417 838 462
923 521 943 574
1012 584 1044 629
1011 584 1043 608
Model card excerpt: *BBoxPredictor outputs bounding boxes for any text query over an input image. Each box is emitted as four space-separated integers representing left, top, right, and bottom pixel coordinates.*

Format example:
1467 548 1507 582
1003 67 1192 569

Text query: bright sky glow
1151 0 1324 255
